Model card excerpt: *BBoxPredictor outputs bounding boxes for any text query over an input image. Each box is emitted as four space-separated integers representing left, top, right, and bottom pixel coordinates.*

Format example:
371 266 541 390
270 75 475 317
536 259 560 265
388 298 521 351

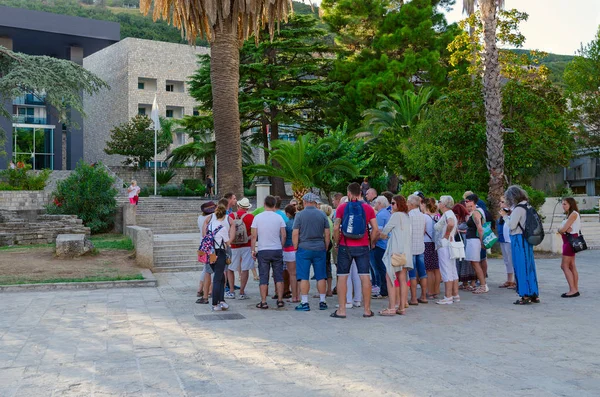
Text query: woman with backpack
205 200 232 311
557 197 581 298
501 185 540 305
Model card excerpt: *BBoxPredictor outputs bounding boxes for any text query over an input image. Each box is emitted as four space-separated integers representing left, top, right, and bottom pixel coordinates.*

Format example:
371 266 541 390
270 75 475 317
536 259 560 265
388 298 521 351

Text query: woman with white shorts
435 196 459 305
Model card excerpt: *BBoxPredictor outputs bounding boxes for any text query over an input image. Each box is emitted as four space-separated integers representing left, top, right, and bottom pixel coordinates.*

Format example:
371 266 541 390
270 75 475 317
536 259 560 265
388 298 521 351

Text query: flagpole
151 94 160 196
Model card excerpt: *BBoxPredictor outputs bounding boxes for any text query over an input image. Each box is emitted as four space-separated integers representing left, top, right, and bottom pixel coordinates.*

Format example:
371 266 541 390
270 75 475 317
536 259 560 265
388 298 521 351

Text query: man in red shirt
332 182 379 318
226 197 254 299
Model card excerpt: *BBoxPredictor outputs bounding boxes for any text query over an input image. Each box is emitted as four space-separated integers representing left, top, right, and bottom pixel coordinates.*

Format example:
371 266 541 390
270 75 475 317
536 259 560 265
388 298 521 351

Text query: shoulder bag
566 231 588 253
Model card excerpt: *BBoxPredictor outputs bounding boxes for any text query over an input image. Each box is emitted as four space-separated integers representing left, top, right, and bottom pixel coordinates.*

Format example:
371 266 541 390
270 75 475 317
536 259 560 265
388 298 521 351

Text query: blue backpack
341 201 367 239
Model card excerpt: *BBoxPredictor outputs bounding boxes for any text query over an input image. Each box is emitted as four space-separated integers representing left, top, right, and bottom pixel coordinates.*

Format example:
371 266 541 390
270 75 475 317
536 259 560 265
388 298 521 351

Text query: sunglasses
391 201 396 205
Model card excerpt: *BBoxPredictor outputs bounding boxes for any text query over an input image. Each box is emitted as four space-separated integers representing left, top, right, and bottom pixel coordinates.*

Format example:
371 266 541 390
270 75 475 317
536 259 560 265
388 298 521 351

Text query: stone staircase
153 233 202 272
0 210 90 246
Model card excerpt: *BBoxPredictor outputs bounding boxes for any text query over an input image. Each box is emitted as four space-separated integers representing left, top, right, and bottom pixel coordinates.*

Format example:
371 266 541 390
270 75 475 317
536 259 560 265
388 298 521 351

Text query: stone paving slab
0 252 598 396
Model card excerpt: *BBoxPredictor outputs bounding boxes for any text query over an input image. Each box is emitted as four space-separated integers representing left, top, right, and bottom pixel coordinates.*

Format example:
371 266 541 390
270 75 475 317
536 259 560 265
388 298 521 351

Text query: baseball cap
302 192 321 203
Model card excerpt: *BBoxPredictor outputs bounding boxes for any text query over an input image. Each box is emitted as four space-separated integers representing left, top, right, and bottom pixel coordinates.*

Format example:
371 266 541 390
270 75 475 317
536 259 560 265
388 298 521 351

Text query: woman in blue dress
500 185 540 305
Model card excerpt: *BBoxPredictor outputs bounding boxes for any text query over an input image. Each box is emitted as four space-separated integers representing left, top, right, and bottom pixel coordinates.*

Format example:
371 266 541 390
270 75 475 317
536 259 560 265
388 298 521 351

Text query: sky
310 0 600 55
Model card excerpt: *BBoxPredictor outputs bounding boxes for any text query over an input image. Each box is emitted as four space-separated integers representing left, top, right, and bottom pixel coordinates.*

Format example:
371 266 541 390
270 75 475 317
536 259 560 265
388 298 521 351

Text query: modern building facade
83 38 210 167
0 5 120 170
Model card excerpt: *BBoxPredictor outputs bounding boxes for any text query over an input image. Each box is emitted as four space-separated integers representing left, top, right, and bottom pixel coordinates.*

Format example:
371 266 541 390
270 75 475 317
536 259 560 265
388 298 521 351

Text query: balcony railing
13 94 46 106
13 115 47 125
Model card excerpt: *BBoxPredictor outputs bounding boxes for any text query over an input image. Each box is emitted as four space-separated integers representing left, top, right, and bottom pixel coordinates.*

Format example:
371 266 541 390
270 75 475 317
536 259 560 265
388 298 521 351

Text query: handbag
391 253 407 268
481 222 498 249
449 232 466 260
566 231 587 253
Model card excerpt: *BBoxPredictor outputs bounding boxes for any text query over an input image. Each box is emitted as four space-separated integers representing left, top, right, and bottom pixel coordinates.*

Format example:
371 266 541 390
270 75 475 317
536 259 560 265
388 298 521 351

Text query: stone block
126 226 153 268
55 234 94 257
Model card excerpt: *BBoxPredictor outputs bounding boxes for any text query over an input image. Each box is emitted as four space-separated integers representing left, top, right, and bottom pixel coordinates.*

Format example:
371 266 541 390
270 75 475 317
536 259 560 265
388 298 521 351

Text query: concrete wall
111 166 204 189
125 225 154 268
83 38 210 167
0 191 51 211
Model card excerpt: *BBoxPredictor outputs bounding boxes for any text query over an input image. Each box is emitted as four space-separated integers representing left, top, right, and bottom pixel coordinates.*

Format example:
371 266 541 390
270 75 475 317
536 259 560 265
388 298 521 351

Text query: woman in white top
127 180 140 205
434 196 459 305
379 195 412 316
557 197 581 298
204 201 233 311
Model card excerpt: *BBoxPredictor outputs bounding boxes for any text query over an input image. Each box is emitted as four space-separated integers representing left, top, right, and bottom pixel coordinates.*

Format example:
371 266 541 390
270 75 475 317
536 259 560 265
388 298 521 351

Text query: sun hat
238 197 252 209
302 192 321 203
201 201 216 214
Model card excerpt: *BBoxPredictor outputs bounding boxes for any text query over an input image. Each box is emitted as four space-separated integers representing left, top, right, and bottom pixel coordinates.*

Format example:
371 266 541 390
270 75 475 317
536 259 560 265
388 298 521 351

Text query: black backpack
517 203 544 246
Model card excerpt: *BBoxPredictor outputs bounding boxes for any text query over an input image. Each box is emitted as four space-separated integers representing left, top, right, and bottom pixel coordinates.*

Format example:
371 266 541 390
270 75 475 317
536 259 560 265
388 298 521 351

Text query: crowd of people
195 183 583 315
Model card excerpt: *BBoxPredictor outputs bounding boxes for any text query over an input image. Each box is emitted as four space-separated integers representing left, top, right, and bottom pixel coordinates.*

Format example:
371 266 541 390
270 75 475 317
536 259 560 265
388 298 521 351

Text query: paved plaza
0 252 599 397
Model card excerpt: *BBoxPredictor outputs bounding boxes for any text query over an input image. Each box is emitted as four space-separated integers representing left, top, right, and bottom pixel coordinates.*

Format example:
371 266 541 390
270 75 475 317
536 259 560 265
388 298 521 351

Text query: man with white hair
365 188 378 204
372 195 392 299
407 194 428 304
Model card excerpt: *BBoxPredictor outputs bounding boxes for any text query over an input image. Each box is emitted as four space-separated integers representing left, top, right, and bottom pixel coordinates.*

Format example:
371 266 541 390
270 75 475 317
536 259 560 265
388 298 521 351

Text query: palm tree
140 0 301 197
158 116 177 159
359 87 433 190
167 134 215 179
249 134 358 203
462 0 505 213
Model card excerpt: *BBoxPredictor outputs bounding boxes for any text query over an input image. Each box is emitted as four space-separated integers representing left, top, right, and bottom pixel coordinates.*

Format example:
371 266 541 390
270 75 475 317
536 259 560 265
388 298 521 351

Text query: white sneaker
453 295 460 302
211 305 222 311
225 292 235 299
336 303 353 309
436 297 454 305
219 301 229 310
238 294 249 300
352 301 362 308
484 284 489 293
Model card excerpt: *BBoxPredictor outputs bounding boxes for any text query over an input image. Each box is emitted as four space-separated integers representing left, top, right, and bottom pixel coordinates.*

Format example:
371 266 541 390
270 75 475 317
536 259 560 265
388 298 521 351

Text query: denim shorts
257 249 284 286
296 248 327 281
336 245 371 276
408 253 427 280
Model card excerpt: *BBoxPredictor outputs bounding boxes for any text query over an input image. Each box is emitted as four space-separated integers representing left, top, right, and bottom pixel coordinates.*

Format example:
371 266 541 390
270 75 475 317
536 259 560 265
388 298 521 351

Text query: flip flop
363 310 374 318
417 299 428 304
408 302 419 306
379 309 396 316
330 310 346 319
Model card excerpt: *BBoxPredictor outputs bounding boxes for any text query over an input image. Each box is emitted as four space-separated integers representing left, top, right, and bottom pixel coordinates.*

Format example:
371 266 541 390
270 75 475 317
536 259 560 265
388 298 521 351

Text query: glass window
138 108 146 115
193 109 200 116
166 84 174 92
138 82 145 90
176 132 186 145
166 109 174 118
12 127 54 170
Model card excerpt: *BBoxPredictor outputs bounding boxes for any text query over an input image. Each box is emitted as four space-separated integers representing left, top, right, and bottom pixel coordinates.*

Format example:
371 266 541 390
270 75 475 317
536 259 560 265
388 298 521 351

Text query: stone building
82 38 210 167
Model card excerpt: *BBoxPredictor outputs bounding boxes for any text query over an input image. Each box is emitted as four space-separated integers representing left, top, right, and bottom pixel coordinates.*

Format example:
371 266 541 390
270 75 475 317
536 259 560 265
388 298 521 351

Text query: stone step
153 263 203 272
154 253 199 262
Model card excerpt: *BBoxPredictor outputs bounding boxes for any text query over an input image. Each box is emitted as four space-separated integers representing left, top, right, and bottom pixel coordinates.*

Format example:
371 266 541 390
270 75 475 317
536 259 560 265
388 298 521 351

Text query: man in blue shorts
293 193 331 312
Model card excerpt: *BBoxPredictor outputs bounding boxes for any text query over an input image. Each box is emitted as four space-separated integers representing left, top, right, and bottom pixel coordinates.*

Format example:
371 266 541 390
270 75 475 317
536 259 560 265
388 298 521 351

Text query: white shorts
438 247 458 282
229 247 254 272
283 250 296 263
465 238 482 262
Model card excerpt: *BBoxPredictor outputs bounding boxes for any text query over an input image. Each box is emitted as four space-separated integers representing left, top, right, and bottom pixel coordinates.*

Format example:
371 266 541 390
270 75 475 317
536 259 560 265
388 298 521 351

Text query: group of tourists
195 182 583 315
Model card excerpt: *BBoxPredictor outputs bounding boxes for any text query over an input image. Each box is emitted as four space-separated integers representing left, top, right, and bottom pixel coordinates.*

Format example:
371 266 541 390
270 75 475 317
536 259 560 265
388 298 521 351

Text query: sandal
330 310 346 319
277 300 285 308
283 292 292 299
408 301 419 306
530 296 541 303
396 309 406 315
498 282 511 288
513 298 531 305
256 302 269 309
363 310 375 318
379 308 396 316
473 287 487 294
417 299 428 304
466 285 477 292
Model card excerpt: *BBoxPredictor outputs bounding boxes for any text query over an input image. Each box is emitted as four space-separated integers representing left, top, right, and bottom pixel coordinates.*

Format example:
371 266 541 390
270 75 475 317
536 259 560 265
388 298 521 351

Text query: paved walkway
1 252 599 397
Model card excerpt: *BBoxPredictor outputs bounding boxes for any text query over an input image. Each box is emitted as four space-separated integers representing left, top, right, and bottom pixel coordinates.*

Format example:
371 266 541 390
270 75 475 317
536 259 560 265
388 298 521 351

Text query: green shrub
244 188 257 197
46 161 117 234
523 186 546 211
182 179 202 190
400 181 425 198
0 167 50 190
0 182 19 191
139 186 151 197
155 169 176 185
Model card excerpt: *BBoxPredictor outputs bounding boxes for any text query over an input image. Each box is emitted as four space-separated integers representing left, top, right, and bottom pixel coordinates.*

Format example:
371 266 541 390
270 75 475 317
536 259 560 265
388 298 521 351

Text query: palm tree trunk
269 121 288 198
481 0 505 217
211 22 243 196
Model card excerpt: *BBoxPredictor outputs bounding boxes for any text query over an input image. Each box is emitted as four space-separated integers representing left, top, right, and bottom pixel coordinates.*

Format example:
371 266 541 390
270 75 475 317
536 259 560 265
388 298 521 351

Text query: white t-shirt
208 215 230 247
561 211 581 234
128 185 140 198
251 210 286 251
198 214 208 237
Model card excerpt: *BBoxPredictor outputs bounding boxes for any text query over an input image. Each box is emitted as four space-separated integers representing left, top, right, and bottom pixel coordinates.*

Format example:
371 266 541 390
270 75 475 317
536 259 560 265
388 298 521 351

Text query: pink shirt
335 201 376 247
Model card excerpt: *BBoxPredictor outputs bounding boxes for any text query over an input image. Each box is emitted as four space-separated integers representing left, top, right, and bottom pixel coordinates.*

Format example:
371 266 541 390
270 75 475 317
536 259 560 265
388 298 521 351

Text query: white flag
150 94 160 130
